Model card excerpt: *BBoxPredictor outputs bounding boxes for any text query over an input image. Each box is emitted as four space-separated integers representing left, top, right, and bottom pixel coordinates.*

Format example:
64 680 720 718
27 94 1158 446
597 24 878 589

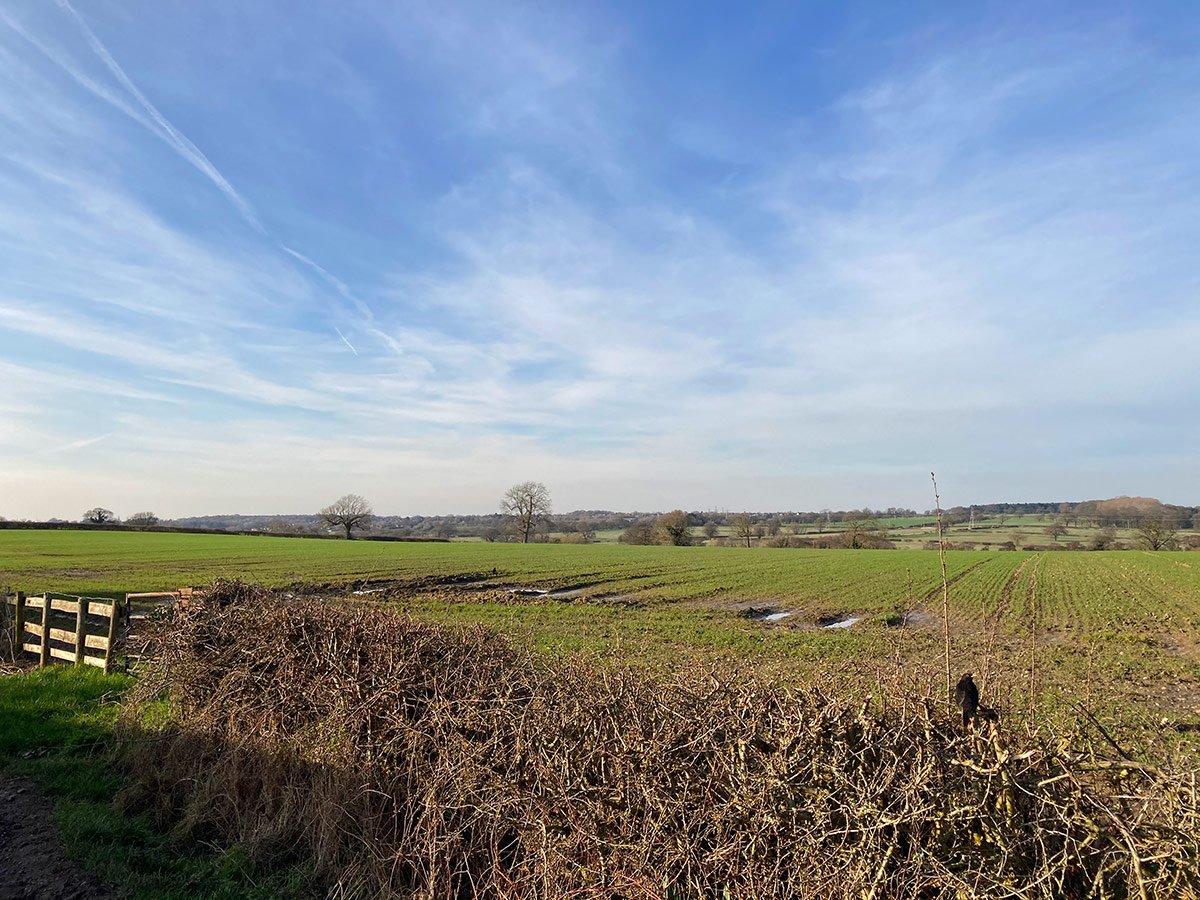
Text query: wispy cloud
47 432 114 453
1 2 1197 517
54 0 265 232
5 2 375 327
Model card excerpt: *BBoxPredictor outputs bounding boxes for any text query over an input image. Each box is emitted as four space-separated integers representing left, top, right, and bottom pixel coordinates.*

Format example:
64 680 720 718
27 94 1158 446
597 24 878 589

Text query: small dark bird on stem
955 672 980 729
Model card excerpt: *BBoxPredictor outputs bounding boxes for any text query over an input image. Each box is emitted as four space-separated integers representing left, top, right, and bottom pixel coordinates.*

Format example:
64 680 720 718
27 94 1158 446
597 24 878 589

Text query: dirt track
0 775 113 900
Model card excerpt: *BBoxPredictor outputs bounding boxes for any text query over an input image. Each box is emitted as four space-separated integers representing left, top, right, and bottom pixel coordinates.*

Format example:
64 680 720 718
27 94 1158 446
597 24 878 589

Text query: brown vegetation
118 586 1199 899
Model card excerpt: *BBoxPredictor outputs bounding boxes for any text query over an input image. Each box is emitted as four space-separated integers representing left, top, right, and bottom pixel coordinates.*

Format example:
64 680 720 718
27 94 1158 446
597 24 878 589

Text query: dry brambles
118 582 1200 899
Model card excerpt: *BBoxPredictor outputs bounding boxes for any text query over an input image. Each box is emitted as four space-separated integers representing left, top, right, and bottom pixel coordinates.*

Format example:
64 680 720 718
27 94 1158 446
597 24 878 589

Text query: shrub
618 520 656 545
119 594 1200 900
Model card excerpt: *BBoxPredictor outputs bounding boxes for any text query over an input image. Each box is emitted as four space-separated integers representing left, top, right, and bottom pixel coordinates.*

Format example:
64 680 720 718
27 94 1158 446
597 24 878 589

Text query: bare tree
82 507 116 524
655 510 693 546
502 481 551 543
1137 517 1179 551
319 494 374 540
702 521 719 539
731 514 754 548
126 511 159 527
1045 521 1067 542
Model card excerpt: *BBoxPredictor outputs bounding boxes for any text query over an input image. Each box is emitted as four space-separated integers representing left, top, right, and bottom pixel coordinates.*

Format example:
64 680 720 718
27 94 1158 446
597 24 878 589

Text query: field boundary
5 592 122 673
0 521 449 542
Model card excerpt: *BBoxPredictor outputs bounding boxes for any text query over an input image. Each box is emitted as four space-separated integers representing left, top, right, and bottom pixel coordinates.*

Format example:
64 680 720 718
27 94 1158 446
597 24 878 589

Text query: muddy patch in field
1152 634 1200 661
502 586 550 598
545 581 609 599
462 581 633 603
479 580 611 600
885 609 937 628
578 592 642 607
41 569 104 578
303 572 499 598
732 604 864 629
741 606 794 622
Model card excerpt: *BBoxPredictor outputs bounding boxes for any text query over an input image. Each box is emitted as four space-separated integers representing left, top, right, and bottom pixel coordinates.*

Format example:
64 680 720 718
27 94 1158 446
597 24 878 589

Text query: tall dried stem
931 472 952 712
1027 556 1040 721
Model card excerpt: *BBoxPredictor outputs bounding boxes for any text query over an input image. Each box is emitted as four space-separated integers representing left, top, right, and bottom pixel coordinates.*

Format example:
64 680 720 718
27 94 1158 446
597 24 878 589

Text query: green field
2 529 1198 898
3 529 1198 623
3 529 1199 723
3 528 996 600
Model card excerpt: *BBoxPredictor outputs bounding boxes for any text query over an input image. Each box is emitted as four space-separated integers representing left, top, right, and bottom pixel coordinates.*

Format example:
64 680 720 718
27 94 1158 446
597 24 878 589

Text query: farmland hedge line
0 520 447 541
118 584 1199 898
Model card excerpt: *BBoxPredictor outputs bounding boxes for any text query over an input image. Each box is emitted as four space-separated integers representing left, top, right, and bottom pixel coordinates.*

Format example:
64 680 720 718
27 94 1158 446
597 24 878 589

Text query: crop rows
2 531 1197 636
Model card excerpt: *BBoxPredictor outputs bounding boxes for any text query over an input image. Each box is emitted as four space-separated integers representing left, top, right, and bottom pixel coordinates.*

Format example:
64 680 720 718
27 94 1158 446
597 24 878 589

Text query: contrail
56 0 265 233
48 432 115 453
334 326 359 356
0 6 151 126
6 3 375 336
282 246 375 322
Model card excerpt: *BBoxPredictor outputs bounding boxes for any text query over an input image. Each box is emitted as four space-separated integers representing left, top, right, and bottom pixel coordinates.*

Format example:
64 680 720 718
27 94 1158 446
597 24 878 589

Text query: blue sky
1 1 1197 518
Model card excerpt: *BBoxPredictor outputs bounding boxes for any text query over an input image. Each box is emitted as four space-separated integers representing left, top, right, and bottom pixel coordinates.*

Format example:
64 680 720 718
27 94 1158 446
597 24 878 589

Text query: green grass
3 529 1198 630
874 515 939 528
0 527 984 599
0 666 314 899
3 528 1198 721
882 513 1151 549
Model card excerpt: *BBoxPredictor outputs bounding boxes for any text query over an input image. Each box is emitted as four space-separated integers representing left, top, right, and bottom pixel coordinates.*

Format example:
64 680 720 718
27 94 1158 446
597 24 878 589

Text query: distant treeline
162 509 932 542
0 520 449 542
6 497 1194 544
952 499 1198 529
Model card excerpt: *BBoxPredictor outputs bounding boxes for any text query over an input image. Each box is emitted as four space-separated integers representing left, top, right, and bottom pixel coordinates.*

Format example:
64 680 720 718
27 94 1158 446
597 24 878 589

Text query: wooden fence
125 588 194 613
5 592 122 673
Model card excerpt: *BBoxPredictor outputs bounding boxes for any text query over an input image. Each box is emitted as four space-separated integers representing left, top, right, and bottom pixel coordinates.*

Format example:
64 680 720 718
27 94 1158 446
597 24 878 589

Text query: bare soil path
0 775 114 900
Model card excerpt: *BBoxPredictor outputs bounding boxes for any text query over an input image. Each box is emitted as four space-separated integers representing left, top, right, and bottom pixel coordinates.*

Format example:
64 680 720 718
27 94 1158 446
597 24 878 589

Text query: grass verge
0 665 315 899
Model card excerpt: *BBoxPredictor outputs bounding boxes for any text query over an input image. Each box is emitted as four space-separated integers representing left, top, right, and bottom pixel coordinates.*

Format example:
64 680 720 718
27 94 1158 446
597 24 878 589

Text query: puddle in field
505 587 549 597
741 605 792 622
737 604 860 628
545 586 590 599
579 592 641 607
497 582 607 600
485 584 640 604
